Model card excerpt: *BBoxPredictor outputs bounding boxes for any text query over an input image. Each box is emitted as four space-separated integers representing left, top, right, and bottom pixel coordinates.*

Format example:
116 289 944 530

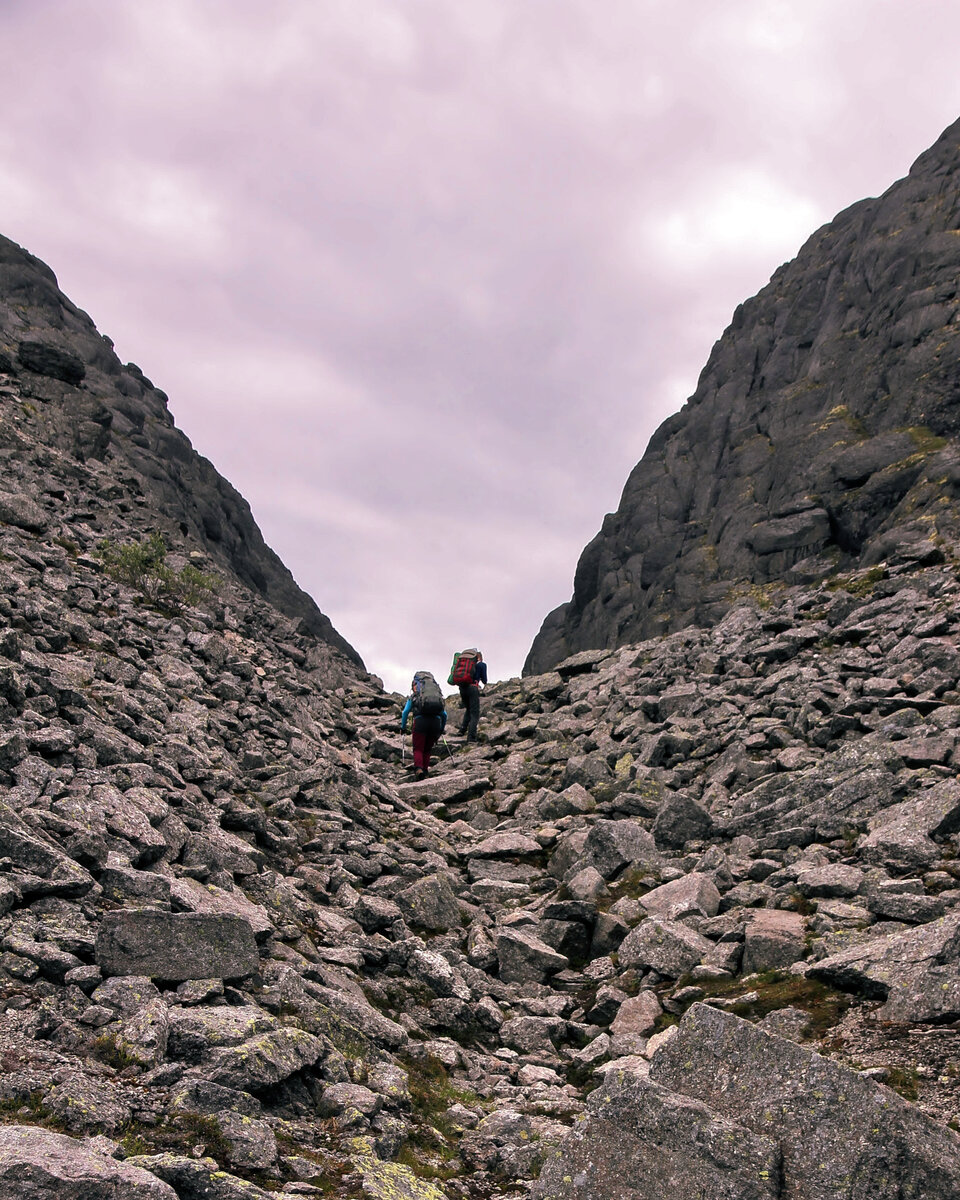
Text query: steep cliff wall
527 117 960 674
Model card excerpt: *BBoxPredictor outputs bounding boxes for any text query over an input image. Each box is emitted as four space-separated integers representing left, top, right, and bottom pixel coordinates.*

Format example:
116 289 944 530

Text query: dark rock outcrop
527 116 960 673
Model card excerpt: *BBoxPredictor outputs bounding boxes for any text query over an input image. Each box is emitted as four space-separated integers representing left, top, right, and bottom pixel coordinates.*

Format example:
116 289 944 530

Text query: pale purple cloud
3 1 960 691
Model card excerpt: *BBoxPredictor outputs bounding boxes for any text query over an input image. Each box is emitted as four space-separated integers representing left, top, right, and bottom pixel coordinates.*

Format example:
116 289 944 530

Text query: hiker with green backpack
448 648 487 742
400 671 447 779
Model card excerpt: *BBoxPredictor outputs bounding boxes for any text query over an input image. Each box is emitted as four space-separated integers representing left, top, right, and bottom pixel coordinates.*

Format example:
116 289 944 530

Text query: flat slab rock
537 1003 960 1199
0 1125 176 1198
95 910 259 981
810 911 960 1021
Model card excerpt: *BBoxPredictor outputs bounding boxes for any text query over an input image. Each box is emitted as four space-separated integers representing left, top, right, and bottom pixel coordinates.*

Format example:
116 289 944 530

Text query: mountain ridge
0 232 363 669
525 115 960 674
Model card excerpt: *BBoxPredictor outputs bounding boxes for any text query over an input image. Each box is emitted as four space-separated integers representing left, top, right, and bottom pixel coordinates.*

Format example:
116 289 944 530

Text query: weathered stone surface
0 1125 176 1197
496 927 569 984
0 809 94 897
208 1027 326 1090
741 909 805 975
609 989 662 1039
810 912 960 1021
652 793 713 849
533 1067 780 1200
395 873 462 932
126 1154 276 1200
470 831 542 858
0 491 49 533
640 872 721 920
352 1148 450 1199
95 910 259 980
525 114 960 673
617 916 713 977
648 1004 960 1198
858 780 960 871
582 819 659 879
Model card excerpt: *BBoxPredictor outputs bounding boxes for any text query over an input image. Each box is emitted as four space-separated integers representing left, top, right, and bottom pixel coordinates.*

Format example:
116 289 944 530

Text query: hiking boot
416 769 427 780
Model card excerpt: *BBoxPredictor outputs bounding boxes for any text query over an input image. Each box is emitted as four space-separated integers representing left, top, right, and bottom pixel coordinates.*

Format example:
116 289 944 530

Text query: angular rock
395 872 462 932
583 819 659 880
533 1067 780 1200
617 916 713 977
652 792 713 849
126 1154 276 1200
640 872 721 920
741 909 805 975
649 1003 960 1198
207 1027 326 1090
609 989 662 1039
859 780 960 872
496 927 569 984
470 831 543 858
95 910 259 981
0 1125 176 1198
810 912 960 1021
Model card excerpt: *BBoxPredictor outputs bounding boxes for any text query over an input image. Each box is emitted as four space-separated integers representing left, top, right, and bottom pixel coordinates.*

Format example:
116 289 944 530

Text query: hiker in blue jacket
401 672 447 779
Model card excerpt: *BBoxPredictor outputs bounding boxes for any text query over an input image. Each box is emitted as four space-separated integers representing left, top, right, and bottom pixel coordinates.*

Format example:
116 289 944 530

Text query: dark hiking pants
458 684 480 740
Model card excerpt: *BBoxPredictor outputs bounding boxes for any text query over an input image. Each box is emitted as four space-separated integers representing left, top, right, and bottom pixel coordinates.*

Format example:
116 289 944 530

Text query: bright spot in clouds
645 168 822 271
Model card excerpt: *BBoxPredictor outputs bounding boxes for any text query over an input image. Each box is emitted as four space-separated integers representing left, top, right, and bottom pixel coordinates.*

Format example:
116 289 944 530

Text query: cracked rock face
526 115 960 674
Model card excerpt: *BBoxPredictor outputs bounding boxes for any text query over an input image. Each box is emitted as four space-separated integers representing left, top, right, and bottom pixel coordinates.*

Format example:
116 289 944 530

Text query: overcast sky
4 1 960 693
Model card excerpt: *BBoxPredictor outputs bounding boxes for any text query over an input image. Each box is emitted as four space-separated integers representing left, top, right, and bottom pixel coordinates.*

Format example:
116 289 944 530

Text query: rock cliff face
526 116 960 675
0 234 362 666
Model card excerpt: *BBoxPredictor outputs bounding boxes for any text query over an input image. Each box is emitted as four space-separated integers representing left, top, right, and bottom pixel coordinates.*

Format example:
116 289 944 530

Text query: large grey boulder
496 927 569 984
640 871 721 920
651 792 713 849
582 819 660 880
648 1004 960 1198
0 808 94 897
95 910 259 981
534 1000 960 1199
126 1154 276 1199
395 872 462 932
617 916 713 977
741 909 805 975
533 1066 780 1200
809 912 960 1021
0 1125 176 1197
858 780 960 872
207 1028 327 1091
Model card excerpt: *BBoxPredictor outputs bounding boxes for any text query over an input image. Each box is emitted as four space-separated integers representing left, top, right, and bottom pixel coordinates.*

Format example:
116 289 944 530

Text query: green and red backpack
448 648 480 686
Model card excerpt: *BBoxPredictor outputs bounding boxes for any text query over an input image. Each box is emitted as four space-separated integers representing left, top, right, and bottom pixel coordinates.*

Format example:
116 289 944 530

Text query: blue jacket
401 697 448 733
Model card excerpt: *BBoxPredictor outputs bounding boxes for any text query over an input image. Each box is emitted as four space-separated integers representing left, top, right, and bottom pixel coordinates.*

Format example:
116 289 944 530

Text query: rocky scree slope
0 233 360 664
3 357 960 1199
527 115 960 674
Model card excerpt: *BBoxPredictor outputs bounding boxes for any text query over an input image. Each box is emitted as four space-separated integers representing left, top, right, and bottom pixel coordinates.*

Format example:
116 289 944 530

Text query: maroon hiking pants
412 716 442 770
